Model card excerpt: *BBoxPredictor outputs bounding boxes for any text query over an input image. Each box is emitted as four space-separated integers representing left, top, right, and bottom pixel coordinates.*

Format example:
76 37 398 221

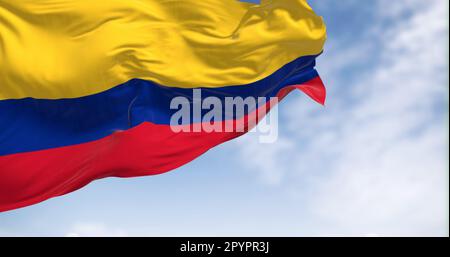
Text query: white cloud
65 223 127 237
234 0 449 236
235 132 293 185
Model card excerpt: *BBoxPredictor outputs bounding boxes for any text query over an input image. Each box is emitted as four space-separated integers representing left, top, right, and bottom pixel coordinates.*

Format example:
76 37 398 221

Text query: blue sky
0 0 448 236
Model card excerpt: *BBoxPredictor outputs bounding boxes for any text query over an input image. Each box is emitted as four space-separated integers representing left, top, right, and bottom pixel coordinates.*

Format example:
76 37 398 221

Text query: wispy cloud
65 223 127 237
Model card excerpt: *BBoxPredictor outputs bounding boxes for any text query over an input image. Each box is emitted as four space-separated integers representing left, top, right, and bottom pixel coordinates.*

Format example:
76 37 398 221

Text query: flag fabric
0 0 327 211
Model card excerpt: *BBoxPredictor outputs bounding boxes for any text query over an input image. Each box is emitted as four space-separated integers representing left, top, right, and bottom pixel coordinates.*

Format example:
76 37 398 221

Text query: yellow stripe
0 0 326 100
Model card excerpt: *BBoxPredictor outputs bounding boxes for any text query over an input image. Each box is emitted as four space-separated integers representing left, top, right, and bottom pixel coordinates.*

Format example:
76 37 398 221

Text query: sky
0 0 448 236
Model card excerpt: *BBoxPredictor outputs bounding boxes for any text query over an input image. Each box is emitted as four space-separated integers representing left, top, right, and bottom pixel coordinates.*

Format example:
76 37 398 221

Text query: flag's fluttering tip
295 76 327 106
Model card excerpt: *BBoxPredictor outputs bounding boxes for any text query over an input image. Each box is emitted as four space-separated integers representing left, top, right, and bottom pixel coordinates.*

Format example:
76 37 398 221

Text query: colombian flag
0 0 326 211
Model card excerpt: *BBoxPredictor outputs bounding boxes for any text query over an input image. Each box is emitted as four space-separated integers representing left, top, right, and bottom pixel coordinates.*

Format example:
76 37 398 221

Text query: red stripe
0 78 326 212
294 76 326 105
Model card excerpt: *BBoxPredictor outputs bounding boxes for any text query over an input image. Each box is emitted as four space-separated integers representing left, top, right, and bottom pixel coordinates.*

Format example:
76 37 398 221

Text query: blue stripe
0 55 319 156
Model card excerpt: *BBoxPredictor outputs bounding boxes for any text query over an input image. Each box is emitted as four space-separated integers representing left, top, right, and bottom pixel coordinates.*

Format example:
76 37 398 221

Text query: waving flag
0 0 326 211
